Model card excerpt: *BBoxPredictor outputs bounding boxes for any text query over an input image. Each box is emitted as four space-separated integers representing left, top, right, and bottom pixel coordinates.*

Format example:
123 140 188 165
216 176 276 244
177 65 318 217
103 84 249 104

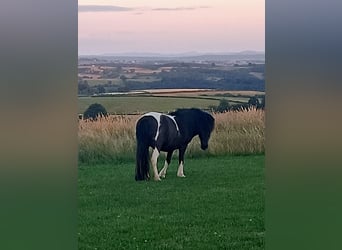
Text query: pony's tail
135 139 150 181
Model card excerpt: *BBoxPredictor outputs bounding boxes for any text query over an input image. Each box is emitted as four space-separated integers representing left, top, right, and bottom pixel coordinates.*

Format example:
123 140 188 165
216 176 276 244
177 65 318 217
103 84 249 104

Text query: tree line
211 96 265 112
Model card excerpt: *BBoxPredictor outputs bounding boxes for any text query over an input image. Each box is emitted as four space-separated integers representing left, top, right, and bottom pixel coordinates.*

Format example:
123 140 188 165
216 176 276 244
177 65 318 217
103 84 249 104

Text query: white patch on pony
142 112 179 141
177 161 186 177
151 148 161 181
166 115 179 131
159 160 169 178
142 112 162 140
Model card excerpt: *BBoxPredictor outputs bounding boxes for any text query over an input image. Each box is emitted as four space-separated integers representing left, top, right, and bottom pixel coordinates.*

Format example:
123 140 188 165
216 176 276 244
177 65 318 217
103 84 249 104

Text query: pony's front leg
177 162 186 177
177 147 186 177
151 148 161 181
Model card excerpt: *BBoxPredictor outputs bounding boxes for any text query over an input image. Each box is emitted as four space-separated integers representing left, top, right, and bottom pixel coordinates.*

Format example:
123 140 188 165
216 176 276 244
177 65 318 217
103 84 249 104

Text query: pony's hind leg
159 151 173 178
159 161 168 178
151 148 161 181
177 147 186 177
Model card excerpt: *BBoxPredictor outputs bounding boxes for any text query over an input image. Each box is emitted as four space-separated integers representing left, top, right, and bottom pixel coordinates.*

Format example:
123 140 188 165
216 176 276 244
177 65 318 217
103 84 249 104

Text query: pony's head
198 111 215 150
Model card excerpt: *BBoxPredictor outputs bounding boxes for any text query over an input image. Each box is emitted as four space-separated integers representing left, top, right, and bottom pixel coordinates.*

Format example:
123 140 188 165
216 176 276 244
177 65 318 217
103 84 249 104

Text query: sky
78 0 264 55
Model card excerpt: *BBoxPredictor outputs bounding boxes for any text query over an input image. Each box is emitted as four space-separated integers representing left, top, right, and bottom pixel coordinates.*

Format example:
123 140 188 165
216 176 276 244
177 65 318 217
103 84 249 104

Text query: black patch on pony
135 108 215 181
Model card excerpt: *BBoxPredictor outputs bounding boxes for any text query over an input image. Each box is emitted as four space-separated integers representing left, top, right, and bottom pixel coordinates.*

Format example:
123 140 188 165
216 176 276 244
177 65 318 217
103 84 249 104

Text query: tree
259 95 265 109
83 103 107 120
78 80 90 95
120 75 127 82
248 96 260 107
97 85 106 94
215 99 230 113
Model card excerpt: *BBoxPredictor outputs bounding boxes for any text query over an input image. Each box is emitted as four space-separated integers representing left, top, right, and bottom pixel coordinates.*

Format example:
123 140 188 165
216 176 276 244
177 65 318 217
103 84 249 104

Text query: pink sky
78 0 264 55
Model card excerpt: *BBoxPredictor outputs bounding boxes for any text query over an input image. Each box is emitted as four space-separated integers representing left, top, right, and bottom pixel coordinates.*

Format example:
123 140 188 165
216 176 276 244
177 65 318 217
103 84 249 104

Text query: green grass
79 155 264 249
79 96 219 114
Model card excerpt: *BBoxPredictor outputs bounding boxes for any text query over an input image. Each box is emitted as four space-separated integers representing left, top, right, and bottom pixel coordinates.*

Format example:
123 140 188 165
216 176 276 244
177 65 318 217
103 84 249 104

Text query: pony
135 108 215 181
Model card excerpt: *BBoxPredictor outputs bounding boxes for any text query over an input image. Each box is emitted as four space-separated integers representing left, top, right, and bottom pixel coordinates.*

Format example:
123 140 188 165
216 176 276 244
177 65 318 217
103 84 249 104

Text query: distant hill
78 51 265 94
93 50 264 57
79 51 265 63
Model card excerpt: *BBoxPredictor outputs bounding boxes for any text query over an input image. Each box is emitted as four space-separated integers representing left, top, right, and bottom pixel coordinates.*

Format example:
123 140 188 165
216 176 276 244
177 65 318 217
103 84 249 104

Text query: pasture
78 90 265 115
79 96 220 114
79 155 265 249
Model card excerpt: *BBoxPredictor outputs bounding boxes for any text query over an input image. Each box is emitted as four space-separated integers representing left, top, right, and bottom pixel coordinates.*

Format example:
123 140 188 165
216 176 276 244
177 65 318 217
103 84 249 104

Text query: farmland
78 55 265 249
79 96 219 114
78 56 264 96
78 89 265 114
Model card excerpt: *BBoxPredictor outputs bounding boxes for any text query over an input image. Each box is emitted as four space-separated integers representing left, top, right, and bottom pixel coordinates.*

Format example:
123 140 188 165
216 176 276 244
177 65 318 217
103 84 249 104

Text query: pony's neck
179 115 200 139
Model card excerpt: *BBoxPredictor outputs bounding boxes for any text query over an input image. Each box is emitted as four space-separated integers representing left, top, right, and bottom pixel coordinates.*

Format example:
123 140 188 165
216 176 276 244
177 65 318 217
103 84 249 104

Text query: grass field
78 90 265 115
79 96 220 114
79 155 265 249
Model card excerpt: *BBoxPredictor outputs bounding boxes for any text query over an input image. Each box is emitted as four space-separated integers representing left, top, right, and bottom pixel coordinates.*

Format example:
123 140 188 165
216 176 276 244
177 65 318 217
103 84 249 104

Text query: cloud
78 5 211 13
78 5 133 12
151 6 211 11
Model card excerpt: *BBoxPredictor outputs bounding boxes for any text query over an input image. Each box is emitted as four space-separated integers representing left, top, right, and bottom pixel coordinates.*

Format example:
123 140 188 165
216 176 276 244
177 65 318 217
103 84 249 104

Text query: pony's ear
169 109 178 116
210 116 215 131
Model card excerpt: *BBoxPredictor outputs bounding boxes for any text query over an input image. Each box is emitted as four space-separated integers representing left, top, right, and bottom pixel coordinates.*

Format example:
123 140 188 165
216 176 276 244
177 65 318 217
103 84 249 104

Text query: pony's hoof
159 173 166 178
154 177 161 181
177 174 186 178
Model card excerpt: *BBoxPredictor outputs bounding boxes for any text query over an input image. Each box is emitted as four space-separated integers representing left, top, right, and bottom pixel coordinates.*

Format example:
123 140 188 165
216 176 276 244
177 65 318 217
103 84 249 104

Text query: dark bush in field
260 95 265 109
248 96 260 107
83 103 108 120
215 99 231 112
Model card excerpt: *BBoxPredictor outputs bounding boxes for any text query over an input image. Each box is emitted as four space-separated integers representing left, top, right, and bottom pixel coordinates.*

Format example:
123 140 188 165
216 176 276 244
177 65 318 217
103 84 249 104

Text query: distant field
79 96 220 114
86 79 123 86
150 90 264 103
82 76 161 86
249 72 264 80
152 90 264 97
128 76 161 83
79 90 265 114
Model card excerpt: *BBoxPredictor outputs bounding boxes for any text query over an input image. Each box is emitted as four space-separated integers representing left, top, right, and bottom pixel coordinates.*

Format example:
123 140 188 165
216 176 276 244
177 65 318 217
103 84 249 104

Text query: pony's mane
169 108 205 116
169 108 214 132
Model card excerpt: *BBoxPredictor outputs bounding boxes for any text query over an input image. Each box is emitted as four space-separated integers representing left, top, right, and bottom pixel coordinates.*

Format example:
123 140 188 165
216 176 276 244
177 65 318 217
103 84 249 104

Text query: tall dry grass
78 115 136 164
78 108 265 164
209 108 265 155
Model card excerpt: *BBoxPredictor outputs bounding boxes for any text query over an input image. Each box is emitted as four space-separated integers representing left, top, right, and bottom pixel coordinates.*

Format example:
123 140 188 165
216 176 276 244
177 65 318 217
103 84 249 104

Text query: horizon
78 50 265 57
79 0 264 55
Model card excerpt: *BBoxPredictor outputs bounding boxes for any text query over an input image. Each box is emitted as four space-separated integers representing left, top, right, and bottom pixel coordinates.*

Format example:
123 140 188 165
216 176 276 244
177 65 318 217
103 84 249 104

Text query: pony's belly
160 144 179 152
